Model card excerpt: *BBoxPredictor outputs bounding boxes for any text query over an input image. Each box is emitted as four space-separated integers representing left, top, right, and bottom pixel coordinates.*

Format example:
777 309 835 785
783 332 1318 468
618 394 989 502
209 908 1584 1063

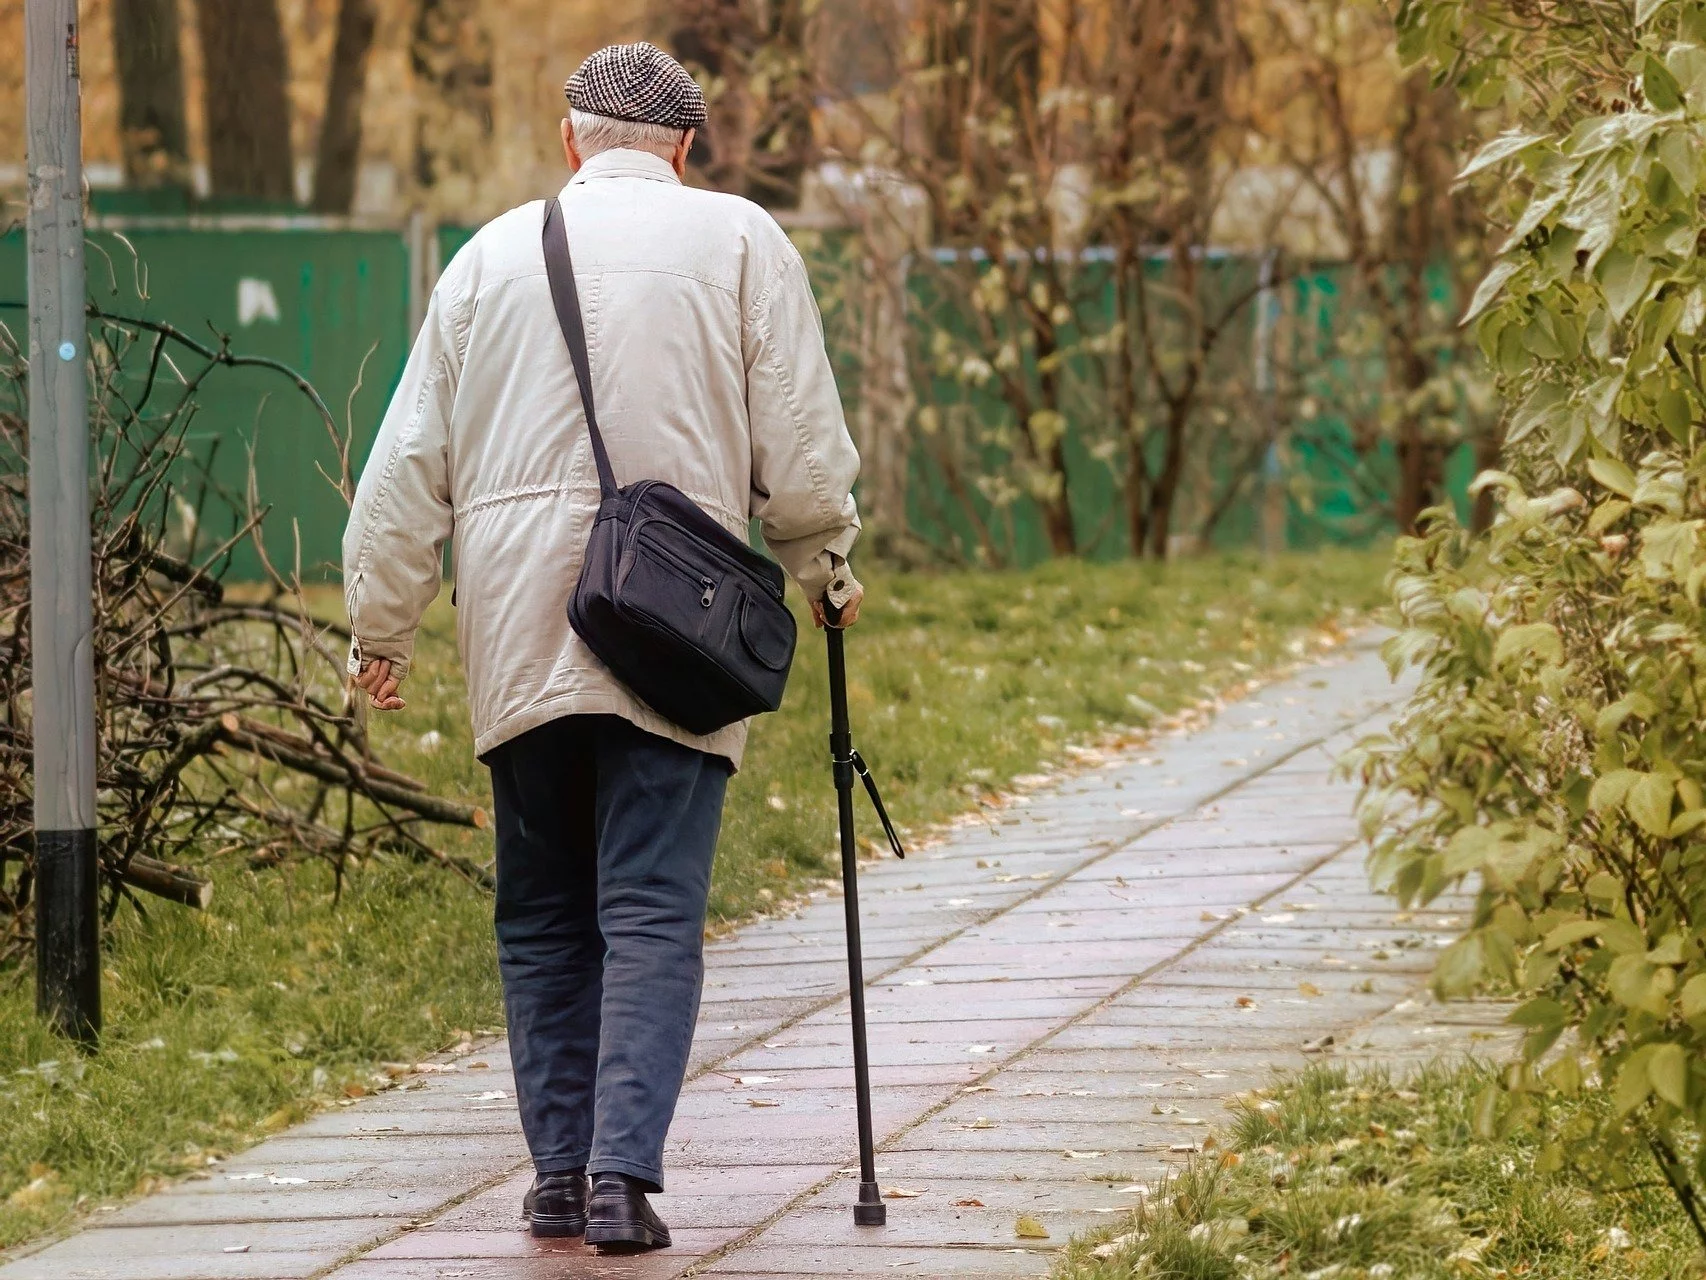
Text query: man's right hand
353 657 408 710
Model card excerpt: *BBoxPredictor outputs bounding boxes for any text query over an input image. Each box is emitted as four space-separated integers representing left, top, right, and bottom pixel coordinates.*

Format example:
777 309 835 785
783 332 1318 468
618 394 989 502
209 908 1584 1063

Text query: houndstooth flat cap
564 42 707 131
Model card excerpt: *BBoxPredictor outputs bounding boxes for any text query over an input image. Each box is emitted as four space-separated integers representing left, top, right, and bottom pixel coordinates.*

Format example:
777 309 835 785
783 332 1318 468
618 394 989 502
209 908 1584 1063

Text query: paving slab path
1 633 1514 1280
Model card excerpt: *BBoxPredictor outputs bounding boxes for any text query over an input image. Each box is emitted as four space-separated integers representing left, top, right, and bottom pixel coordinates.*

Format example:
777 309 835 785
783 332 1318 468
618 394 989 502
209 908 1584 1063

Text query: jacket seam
457 480 745 528
751 259 834 517
351 356 448 590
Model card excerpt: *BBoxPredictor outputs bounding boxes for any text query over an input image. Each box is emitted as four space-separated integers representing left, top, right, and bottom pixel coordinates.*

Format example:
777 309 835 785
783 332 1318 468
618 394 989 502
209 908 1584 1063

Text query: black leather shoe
521 1171 587 1238
585 1172 672 1253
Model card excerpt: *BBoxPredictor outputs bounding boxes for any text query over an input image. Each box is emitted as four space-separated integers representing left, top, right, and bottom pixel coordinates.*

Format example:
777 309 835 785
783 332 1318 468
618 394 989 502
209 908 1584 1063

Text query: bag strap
541 196 619 499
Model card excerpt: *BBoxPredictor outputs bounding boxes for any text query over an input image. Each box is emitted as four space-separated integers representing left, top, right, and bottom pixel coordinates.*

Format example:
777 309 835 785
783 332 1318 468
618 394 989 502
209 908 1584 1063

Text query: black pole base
35 827 101 1046
854 1181 887 1226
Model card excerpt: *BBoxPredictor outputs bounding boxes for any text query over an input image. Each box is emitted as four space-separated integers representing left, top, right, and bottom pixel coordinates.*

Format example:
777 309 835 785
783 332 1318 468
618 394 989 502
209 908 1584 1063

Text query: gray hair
569 109 688 157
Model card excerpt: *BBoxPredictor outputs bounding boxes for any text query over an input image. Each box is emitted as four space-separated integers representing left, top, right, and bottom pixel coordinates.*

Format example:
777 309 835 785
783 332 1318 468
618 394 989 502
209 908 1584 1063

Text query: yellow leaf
1679 973 1706 1018
1494 622 1562 667
1015 1214 1050 1239
1651 1043 1689 1107
1627 773 1677 837
1588 456 1636 497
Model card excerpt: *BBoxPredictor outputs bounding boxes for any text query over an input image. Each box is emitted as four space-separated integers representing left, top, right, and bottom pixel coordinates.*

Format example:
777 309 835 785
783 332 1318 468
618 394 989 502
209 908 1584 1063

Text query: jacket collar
567 148 683 187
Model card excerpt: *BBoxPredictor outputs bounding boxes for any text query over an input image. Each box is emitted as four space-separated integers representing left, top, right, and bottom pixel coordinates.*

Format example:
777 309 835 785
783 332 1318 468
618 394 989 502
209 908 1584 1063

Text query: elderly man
342 42 863 1254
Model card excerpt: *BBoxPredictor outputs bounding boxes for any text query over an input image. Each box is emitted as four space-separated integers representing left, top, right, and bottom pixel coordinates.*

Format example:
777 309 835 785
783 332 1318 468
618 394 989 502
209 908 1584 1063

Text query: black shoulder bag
541 198 798 737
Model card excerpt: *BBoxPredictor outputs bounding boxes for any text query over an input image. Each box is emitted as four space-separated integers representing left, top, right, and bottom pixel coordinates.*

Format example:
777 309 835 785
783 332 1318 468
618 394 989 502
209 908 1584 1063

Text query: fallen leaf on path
1235 996 1257 1009
1298 982 1323 998
1201 911 1225 922
959 1117 998 1130
1015 1214 1050 1239
882 1186 926 1198
962 1084 997 1094
952 1198 985 1207
746 1099 781 1108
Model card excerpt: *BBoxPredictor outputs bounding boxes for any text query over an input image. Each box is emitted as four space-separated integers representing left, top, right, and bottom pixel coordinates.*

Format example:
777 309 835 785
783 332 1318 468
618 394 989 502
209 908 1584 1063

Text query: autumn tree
193 0 296 202
111 0 190 189
810 0 1261 563
670 0 814 207
1241 0 1496 533
410 0 494 212
312 0 379 213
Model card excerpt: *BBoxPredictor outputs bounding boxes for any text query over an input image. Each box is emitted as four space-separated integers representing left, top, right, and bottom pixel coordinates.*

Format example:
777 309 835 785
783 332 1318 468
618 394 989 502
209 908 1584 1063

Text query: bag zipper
631 515 783 603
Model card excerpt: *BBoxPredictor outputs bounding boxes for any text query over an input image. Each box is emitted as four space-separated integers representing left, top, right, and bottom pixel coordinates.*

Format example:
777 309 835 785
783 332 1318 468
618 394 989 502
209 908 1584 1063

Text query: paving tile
694 1244 1055 1275
330 1256 701 1279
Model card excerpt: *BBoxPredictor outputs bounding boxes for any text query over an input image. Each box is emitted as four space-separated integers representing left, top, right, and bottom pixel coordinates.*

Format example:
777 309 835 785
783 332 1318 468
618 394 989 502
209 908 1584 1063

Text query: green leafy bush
1351 0 1706 1242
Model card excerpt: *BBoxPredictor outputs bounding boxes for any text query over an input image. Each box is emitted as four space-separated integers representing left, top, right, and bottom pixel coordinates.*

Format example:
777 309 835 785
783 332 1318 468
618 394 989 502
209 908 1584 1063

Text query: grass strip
1053 1062 1703 1279
0 548 1389 1251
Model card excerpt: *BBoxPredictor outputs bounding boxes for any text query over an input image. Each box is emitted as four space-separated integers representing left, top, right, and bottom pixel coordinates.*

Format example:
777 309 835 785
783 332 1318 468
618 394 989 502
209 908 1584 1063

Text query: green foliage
1358 0 1706 1241
1051 1064 1705 1279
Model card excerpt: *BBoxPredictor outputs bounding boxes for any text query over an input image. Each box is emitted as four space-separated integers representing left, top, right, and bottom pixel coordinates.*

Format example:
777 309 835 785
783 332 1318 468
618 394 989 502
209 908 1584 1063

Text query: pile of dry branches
0 303 486 969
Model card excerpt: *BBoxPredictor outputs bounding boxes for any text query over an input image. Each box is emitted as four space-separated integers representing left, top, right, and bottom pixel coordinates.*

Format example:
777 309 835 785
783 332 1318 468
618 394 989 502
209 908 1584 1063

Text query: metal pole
1253 249 1285 559
27 0 100 1044
825 613 885 1227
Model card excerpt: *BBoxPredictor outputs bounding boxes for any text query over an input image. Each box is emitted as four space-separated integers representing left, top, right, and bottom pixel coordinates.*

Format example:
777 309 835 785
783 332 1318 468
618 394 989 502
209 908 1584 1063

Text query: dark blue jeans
486 714 730 1192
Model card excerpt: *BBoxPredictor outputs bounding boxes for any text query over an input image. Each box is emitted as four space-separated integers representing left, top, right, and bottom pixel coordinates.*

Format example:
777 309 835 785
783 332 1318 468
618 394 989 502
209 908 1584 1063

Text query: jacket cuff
347 635 413 683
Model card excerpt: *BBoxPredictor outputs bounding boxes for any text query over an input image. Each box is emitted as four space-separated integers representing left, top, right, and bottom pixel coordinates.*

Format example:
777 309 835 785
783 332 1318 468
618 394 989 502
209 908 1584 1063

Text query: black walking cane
823 598 906 1227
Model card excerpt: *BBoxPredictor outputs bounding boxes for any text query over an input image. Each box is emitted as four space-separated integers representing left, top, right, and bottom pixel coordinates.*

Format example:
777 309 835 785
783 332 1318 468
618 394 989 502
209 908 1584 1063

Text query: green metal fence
1 215 1470 580
0 218 412 579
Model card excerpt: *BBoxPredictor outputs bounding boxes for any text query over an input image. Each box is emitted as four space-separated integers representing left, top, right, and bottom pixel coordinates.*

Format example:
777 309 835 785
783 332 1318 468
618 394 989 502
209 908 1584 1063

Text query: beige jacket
342 148 861 767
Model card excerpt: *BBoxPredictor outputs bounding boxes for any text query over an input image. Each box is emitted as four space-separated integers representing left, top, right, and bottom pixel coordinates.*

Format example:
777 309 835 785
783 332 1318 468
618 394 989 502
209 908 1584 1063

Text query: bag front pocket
738 591 796 672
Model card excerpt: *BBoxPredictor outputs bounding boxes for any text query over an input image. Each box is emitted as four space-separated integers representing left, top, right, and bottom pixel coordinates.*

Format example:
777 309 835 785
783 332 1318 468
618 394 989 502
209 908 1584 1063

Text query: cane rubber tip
855 1181 886 1226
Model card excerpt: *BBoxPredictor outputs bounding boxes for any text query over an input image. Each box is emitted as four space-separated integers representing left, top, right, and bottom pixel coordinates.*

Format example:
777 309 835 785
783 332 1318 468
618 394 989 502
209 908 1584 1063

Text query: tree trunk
112 0 190 189
193 0 295 202
410 0 494 208
1145 402 1191 559
311 0 378 214
1030 325 1078 557
1124 457 1149 559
